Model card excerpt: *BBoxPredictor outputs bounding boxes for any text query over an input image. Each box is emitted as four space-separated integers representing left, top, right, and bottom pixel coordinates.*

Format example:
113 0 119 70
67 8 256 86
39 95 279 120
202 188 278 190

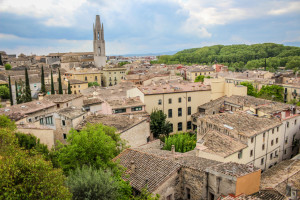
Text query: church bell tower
93 15 106 67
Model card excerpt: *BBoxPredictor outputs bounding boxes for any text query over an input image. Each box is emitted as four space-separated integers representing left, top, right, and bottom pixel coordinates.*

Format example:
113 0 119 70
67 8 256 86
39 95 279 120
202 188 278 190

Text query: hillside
153 43 300 71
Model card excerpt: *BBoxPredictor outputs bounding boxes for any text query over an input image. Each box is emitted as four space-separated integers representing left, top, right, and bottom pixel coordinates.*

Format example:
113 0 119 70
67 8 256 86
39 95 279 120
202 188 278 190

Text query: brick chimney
38 93 44 101
5 100 10 107
130 160 135 173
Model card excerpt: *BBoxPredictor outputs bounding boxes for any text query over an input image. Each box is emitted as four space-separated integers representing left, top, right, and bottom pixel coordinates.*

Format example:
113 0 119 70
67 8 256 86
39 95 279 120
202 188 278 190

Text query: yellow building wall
71 73 101 85
101 68 127 86
235 170 261 195
70 82 88 94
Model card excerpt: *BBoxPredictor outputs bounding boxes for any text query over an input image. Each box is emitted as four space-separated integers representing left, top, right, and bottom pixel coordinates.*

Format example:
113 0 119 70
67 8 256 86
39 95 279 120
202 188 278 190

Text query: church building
93 15 106 68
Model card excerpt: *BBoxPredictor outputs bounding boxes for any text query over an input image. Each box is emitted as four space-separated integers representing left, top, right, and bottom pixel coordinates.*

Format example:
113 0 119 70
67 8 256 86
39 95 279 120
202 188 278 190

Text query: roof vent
4 109 10 112
21 105 26 108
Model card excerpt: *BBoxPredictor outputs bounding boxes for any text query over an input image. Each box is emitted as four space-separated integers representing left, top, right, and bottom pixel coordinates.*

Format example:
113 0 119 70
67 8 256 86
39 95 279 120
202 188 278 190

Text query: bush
163 133 196 153
4 63 12 70
0 85 9 99
88 82 100 87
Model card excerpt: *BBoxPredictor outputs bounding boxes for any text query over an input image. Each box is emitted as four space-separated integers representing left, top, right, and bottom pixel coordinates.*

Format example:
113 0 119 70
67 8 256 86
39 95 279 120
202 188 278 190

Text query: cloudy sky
0 0 300 56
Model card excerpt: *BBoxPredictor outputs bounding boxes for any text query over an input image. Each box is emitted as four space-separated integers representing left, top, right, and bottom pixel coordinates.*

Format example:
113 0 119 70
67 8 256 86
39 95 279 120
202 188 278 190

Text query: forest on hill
152 43 300 72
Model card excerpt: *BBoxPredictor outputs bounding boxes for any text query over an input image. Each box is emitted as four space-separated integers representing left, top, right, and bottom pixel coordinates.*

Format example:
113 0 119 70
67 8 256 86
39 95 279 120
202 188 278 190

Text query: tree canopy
88 82 100 87
0 85 9 99
150 109 172 138
154 43 300 71
4 63 12 70
240 82 258 97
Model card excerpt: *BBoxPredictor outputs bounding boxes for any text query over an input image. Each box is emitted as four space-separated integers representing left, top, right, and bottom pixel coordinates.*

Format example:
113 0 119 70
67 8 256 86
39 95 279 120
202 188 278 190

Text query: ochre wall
235 170 261 196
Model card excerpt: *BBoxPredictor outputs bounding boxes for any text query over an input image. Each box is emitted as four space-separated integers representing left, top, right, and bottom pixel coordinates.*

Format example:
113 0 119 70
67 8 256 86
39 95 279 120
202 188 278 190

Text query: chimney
5 100 10 107
38 93 44 101
171 145 175 154
129 114 133 119
131 160 135 173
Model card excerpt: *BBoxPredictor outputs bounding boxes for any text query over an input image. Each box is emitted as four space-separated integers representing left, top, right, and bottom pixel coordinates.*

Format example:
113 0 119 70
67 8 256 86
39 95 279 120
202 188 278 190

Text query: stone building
186 67 215 82
93 15 106 68
64 69 102 86
101 65 127 86
66 79 88 94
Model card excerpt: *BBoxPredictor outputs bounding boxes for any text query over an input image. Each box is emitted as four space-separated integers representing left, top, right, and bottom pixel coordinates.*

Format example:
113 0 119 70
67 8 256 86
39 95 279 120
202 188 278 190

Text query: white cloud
268 1 300 15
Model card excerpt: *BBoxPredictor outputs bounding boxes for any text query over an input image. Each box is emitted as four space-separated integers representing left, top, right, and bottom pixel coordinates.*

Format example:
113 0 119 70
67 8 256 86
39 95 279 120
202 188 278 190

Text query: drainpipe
206 172 209 200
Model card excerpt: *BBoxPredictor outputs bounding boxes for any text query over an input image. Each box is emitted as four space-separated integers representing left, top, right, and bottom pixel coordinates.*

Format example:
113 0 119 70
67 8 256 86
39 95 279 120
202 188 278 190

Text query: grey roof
57 107 86 119
44 94 83 103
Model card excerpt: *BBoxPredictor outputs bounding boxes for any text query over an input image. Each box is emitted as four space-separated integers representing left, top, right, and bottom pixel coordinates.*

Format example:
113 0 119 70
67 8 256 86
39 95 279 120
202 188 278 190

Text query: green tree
8 76 13 105
240 82 258 97
163 133 196 153
58 69 63 94
68 81 72 94
24 68 32 102
258 85 284 102
51 70 55 95
0 54 3 66
15 132 49 156
40 66 46 95
150 109 172 138
195 75 205 82
16 79 29 104
0 116 72 200
66 166 131 200
57 123 126 174
15 81 19 104
88 82 100 87
0 85 9 99
4 63 12 70
134 187 160 200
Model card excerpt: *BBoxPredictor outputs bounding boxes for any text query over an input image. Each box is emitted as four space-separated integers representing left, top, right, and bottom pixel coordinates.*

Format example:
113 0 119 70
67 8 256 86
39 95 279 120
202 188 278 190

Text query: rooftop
57 107 86 119
197 130 247 158
107 97 144 109
83 98 103 106
0 100 56 121
45 82 67 91
206 162 260 177
199 112 282 137
138 82 210 95
44 94 83 103
68 79 88 84
76 114 146 133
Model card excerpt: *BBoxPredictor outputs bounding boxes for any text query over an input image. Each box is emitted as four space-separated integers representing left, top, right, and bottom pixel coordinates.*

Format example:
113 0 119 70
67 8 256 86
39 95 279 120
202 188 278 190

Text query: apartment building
127 82 212 132
101 66 127 86
64 70 102 85
186 67 215 82
66 79 88 94
197 112 282 171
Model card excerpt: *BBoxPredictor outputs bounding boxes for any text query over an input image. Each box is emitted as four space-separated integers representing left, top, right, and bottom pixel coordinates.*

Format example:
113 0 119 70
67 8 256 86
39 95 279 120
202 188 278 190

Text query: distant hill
153 43 300 71
109 50 179 57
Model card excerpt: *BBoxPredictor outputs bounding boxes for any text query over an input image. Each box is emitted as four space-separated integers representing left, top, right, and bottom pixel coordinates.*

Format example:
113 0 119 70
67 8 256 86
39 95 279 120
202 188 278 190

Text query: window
178 108 182 117
272 129 274 134
277 127 279 132
57 104 60 108
168 98 172 104
168 109 172 118
178 97 181 103
63 133 67 140
188 97 191 102
131 106 142 111
85 76 87 81
270 153 273 160
250 150 253 157
114 108 126 113
287 122 289 128
178 122 182 131
62 120 66 126
188 107 191 115
170 123 173 132
95 76 97 81
238 150 243 159
251 137 254 143
275 150 278 157
158 99 162 105
262 144 265 150
285 137 288 144
295 119 297 125
261 158 264 165
40 118 44 125
78 85 80 88
45 116 53 125
271 140 274 146
166 194 172 200
186 188 191 200
187 121 192 130
28 118 32 123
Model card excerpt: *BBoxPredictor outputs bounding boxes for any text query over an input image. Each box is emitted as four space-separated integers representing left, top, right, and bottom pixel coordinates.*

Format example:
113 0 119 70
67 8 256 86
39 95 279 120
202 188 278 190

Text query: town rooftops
47 53 66 57
68 79 88 84
187 67 214 72
206 162 260 178
0 100 56 121
260 159 300 192
107 97 144 109
57 107 86 119
199 112 282 137
83 98 103 106
113 148 181 193
197 130 247 158
138 82 210 95
44 94 83 103
45 82 68 91
76 114 146 133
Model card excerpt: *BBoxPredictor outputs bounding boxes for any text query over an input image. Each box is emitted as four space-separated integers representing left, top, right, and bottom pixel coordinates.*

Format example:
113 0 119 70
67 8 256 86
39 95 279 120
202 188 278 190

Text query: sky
0 0 300 56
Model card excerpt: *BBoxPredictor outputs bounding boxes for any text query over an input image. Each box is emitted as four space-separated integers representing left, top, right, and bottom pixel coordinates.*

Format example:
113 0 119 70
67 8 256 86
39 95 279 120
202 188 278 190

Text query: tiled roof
113 149 181 193
44 94 83 103
68 79 88 84
0 100 56 121
57 107 86 119
45 82 68 91
198 130 247 158
206 162 260 178
249 190 286 200
83 98 103 106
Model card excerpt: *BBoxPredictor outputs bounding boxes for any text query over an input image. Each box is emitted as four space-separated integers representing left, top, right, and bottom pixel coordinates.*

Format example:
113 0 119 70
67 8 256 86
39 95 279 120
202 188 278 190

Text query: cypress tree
68 81 72 94
0 53 3 66
58 69 63 94
15 81 19 104
8 76 13 105
24 68 32 102
51 70 55 95
41 66 46 94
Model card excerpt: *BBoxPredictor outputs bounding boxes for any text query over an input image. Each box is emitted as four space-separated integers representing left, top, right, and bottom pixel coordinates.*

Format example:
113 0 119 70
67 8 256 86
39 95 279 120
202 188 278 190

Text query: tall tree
150 109 172 138
67 81 72 94
24 68 32 102
40 66 46 95
0 53 3 66
8 76 13 105
58 69 63 94
15 81 19 104
50 70 55 95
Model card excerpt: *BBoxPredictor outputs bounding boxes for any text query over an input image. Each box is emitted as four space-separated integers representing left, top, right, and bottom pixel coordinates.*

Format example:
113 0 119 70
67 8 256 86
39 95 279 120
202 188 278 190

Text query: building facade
93 15 106 67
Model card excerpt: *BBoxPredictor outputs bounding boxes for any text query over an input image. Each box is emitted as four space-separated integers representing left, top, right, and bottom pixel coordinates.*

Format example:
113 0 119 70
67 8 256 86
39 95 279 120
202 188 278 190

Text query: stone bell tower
93 15 106 67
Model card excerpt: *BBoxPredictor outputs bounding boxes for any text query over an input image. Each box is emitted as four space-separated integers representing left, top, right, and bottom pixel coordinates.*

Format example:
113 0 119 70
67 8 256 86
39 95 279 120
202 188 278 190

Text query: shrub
163 133 196 153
